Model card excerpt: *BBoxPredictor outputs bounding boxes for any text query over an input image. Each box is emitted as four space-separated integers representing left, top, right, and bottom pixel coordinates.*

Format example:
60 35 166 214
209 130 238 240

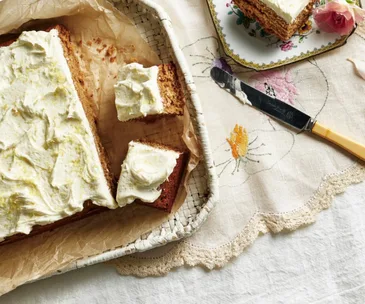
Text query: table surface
2 0 365 303
1 185 365 303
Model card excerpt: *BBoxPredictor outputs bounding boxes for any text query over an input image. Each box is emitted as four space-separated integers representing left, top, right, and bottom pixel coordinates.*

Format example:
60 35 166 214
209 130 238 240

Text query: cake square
114 62 185 122
116 141 187 213
0 25 116 245
234 0 316 41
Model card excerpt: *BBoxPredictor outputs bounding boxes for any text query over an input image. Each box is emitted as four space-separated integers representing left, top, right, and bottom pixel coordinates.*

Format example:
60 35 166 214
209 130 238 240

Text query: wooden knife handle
312 122 365 161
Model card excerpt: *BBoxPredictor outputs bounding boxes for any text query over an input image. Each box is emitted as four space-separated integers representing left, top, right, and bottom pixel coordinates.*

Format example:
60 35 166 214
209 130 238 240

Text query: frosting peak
114 63 164 122
116 141 180 207
260 0 311 23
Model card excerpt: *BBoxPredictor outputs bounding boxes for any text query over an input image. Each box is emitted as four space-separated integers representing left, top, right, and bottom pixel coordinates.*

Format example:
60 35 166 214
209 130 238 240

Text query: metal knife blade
210 66 365 161
210 66 315 131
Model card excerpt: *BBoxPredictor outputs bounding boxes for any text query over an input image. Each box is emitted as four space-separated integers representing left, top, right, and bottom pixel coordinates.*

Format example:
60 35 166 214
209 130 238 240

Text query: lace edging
108 164 365 277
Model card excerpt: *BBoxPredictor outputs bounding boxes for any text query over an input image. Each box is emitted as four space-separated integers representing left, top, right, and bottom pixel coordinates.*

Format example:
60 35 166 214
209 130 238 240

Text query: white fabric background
1 0 365 302
1 185 365 303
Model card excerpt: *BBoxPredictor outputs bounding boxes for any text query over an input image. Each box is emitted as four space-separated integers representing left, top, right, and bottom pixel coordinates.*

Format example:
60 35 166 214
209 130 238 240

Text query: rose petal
336 11 355 35
314 11 336 32
326 2 352 14
353 6 365 22
347 58 365 80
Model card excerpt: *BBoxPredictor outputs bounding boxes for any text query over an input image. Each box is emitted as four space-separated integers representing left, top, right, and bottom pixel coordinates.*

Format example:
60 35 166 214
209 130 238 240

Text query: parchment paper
0 0 200 295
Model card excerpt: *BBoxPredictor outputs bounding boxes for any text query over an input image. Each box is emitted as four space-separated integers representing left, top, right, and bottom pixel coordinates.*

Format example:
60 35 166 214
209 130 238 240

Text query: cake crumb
96 44 107 53
86 40 92 46
95 37 102 44
105 45 116 57
78 40 82 46
109 56 116 63
118 44 136 54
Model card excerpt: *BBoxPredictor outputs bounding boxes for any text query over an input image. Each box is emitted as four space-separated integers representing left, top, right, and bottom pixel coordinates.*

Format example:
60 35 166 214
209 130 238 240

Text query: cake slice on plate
116 141 187 213
0 25 117 245
234 0 315 41
114 62 185 122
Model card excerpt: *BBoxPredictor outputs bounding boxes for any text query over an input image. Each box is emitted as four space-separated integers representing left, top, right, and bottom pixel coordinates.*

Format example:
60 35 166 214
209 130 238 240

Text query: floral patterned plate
206 0 360 70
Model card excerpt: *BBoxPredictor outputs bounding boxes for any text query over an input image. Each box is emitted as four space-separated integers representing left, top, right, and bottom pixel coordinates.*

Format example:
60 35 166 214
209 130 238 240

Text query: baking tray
30 0 219 282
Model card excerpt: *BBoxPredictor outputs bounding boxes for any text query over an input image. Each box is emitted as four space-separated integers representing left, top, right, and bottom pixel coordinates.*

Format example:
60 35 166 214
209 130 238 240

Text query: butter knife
210 66 365 161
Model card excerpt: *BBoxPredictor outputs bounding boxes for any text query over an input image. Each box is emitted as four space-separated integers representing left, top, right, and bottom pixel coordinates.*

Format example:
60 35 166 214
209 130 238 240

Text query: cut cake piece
114 62 185 122
234 0 315 41
0 25 117 245
116 141 187 213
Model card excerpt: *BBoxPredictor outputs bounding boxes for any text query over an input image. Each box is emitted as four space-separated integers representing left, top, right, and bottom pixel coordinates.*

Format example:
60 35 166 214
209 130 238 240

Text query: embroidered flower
313 0 365 36
249 70 298 105
213 57 233 74
227 124 249 159
226 0 233 7
216 124 284 182
280 40 295 52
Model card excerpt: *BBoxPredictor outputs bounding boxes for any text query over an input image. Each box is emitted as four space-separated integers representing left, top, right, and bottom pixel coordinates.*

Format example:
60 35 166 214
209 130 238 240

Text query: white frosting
116 141 180 207
114 63 164 122
0 29 116 241
260 0 311 24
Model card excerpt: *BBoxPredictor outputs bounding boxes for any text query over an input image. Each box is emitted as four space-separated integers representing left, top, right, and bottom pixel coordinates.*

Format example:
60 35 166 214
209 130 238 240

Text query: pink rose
313 0 365 36
280 41 294 52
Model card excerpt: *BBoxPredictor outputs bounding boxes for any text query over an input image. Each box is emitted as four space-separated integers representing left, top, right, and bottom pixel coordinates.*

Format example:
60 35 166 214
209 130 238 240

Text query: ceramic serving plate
207 0 361 70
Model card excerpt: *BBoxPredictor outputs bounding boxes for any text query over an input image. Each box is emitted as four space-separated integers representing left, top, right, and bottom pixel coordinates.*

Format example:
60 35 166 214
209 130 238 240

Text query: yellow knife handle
312 122 365 161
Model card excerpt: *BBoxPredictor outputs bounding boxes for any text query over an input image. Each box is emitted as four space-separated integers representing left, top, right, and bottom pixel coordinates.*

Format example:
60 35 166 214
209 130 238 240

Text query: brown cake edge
0 25 114 246
123 62 185 123
54 25 115 191
158 63 185 116
134 141 188 213
234 0 315 41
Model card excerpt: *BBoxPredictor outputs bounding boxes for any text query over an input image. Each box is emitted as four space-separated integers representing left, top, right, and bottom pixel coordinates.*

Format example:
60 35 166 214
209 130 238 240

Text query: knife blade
210 66 365 161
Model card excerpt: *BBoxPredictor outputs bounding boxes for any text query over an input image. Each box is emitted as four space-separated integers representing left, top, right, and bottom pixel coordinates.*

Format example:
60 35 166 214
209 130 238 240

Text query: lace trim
108 164 365 276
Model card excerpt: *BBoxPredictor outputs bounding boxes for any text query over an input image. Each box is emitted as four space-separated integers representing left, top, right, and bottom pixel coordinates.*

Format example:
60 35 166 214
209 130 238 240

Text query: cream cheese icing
114 63 164 122
260 0 311 24
116 141 180 207
0 29 116 241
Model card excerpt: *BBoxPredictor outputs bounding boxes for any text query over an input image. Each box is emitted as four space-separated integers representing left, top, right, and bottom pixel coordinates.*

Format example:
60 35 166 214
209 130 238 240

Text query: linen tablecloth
108 0 365 276
2 0 365 302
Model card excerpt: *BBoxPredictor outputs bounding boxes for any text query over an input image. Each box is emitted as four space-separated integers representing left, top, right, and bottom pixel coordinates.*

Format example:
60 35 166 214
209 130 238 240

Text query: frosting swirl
116 141 180 207
114 63 164 122
260 0 311 23
0 29 116 241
